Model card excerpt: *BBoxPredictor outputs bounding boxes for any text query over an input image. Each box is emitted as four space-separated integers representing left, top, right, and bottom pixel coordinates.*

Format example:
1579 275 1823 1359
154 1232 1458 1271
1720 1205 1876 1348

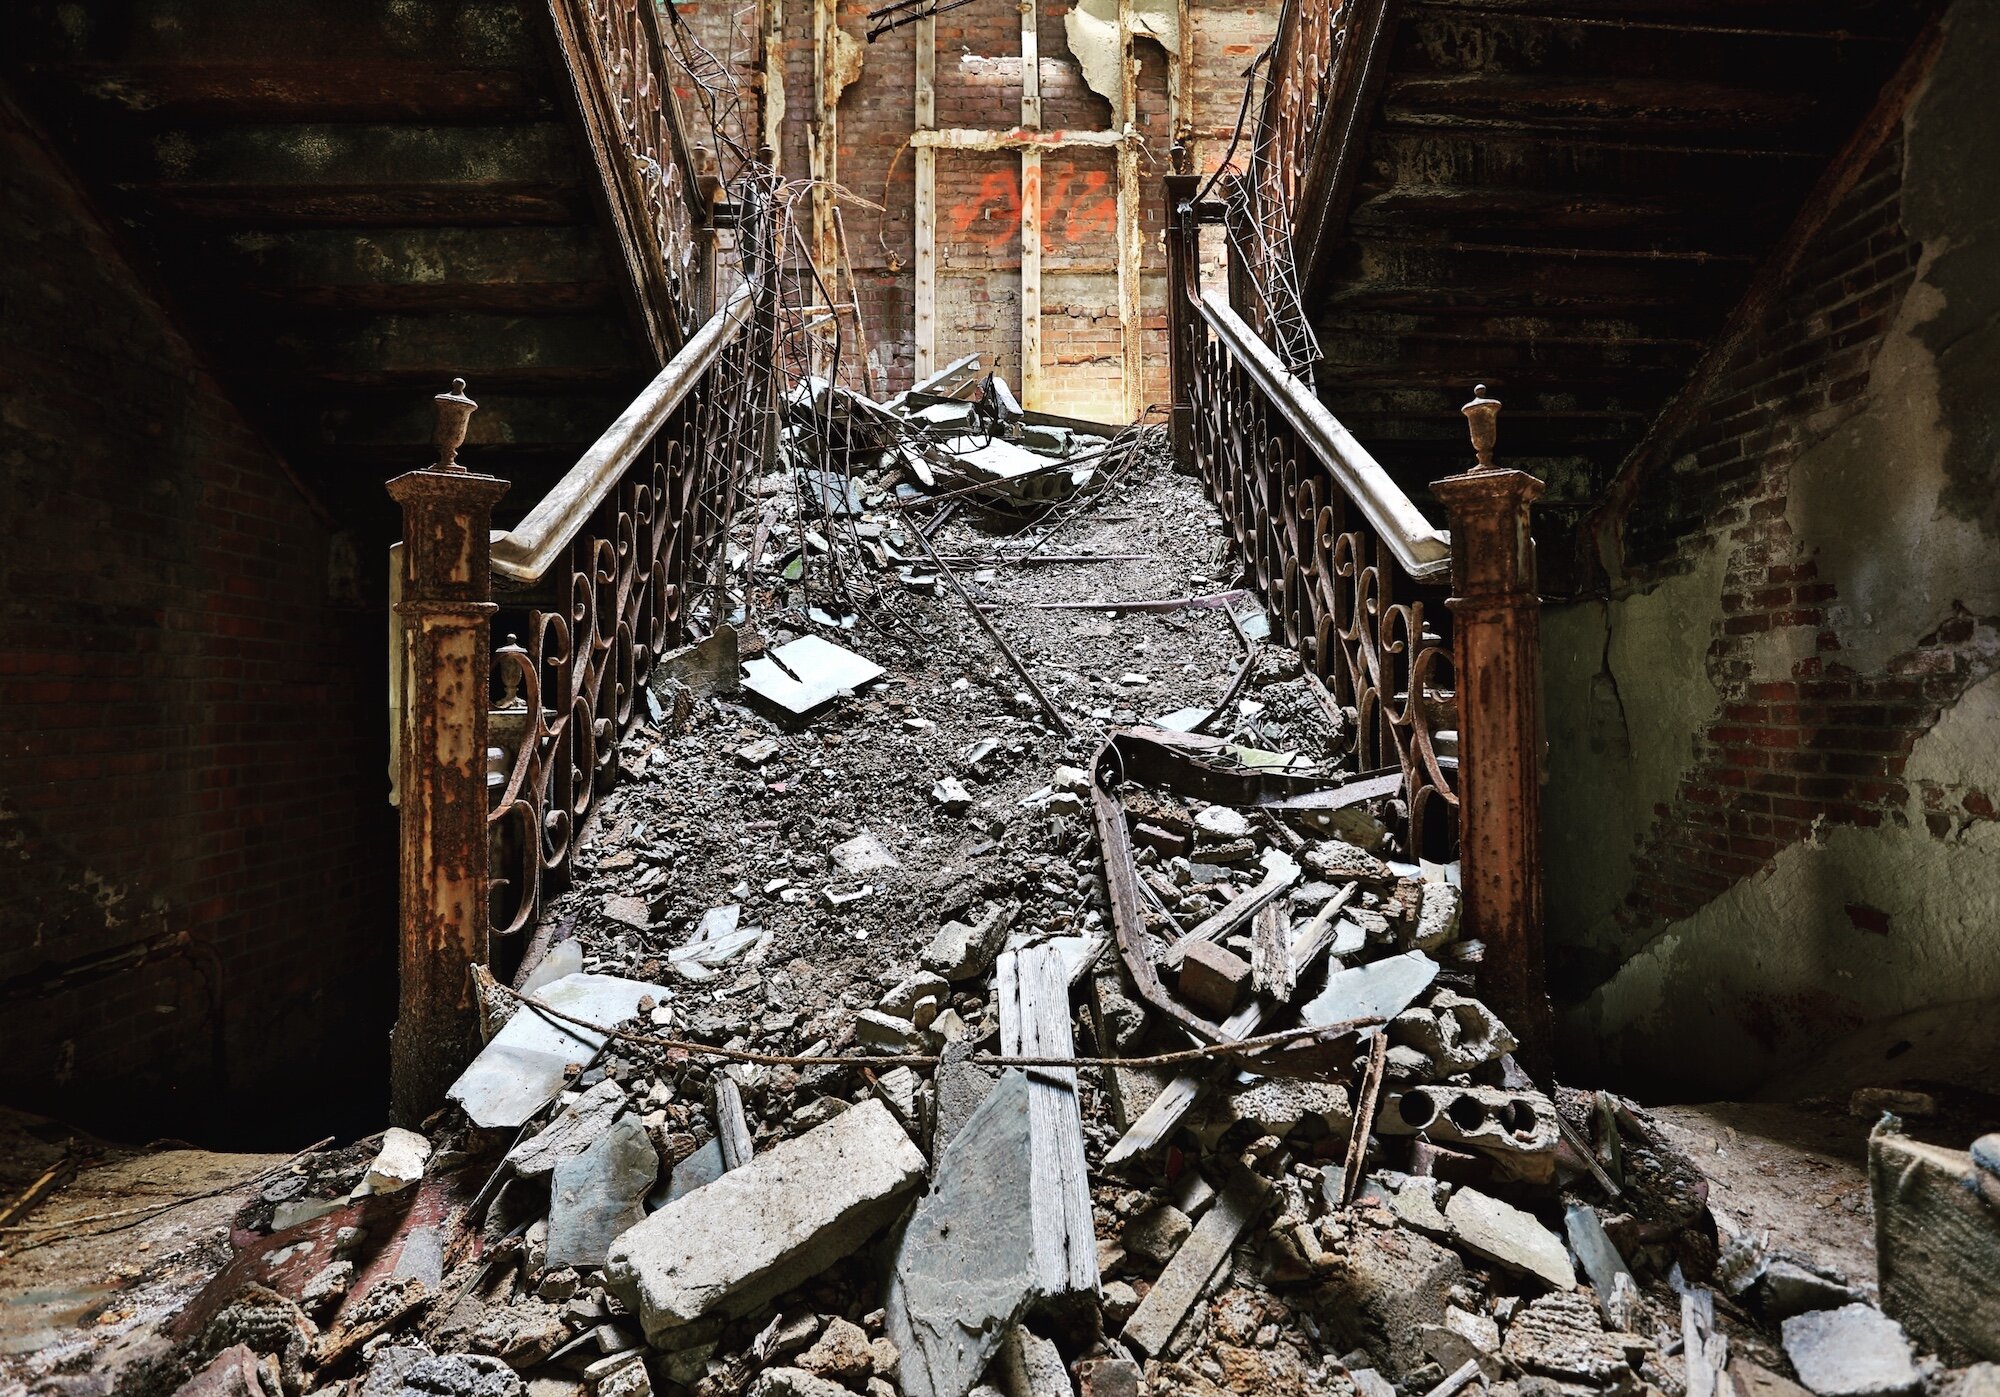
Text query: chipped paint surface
1543 0 2000 1095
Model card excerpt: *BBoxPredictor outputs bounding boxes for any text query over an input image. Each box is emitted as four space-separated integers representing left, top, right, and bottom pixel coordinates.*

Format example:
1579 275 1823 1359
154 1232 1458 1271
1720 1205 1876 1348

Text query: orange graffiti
943 167 1120 252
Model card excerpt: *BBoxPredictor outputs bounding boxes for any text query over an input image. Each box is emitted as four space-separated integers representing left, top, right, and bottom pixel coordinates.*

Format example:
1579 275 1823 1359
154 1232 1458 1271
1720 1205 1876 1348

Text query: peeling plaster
1541 541 1728 981
1541 0 2000 1093
1563 716 2000 1096
1063 0 1180 122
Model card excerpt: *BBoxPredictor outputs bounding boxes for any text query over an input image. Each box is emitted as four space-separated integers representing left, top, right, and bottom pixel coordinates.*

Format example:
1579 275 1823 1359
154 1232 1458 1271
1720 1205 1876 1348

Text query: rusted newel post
387 379 509 1125
1430 386 1550 1071
1164 157 1201 476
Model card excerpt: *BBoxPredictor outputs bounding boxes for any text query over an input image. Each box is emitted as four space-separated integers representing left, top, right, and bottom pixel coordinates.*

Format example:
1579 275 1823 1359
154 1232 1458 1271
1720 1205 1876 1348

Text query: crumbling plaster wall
1542 0 2000 1098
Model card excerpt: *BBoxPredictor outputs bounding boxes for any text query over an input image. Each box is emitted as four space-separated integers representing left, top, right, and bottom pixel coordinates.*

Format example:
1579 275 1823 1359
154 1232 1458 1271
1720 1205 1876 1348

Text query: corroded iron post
1430 387 1550 1070
387 380 508 1125
1164 163 1201 475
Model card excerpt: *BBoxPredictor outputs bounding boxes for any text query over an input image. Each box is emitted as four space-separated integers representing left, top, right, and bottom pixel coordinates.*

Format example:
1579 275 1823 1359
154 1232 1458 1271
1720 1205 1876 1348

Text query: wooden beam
1020 0 1042 410
996 944 1099 1301
914 10 936 378
1115 0 1142 422
909 126 1123 149
760 0 785 171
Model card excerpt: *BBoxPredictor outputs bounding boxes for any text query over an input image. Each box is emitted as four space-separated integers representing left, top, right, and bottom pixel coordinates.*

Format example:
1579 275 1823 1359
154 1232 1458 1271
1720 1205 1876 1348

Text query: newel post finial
434 377 477 471
1461 382 1501 471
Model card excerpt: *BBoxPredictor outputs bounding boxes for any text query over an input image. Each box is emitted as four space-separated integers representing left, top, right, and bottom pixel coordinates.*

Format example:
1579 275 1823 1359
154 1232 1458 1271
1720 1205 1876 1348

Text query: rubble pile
115 407 2000 1397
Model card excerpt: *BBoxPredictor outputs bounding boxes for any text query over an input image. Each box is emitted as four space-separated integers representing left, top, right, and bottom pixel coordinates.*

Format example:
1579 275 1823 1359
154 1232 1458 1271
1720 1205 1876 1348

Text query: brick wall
0 95 394 1142
1543 4 2000 1095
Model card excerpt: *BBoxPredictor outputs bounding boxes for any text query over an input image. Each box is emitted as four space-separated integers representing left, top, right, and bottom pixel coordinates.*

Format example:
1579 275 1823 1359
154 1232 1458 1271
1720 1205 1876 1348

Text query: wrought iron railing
550 0 709 356
1166 173 1550 1057
385 150 778 1120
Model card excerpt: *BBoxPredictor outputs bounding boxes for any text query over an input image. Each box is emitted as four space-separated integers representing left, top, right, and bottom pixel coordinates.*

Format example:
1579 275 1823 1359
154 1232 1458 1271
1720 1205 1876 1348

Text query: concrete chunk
606 1099 925 1343
887 1071 1043 1397
1301 950 1438 1031
505 1079 626 1180
355 1128 431 1197
1443 1187 1574 1289
1781 1304 1920 1397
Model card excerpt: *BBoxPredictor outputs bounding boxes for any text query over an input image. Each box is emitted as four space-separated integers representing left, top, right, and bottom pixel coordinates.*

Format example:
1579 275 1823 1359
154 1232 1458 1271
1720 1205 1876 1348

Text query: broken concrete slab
1442 1187 1574 1289
1564 1204 1635 1310
923 901 1016 981
1781 1304 1921 1397
358 1346 525 1397
355 1129 431 1198
547 1116 656 1270
995 1326 1071 1397
742 635 885 719
886 1071 1044 1397
831 831 901 876
931 777 973 814
1307 1215 1462 1376
449 974 664 1130
1499 1292 1647 1386
1219 1078 1350 1139
505 1079 627 1180
1300 951 1438 1033
606 1099 925 1343
1756 1258 1867 1320
1411 882 1461 950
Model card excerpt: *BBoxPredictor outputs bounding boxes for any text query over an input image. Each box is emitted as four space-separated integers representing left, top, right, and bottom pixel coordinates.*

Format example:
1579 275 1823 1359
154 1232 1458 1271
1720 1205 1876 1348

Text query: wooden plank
760 0 785 169
1250 901 1293 1000
713 1069 754 1171
913 10 936 378
1122 1169 1270 1355
1114 0 1143 422
1104 909 1349 1165
997 944 1099 1300
1019 0 1041 411
1680 1287 1727 1397
1871 1127 2000 1365
1161 855 1300 969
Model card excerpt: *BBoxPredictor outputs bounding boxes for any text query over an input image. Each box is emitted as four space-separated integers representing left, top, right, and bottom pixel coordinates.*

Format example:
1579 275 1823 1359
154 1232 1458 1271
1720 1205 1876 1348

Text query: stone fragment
665 1138 725 1202
797 1317 874 1382
548 1115 657 1269
923 902 1017 981
1100 1281 1140 1326
506 1079 627 1180
474 1301 569 1368
933 1038 1000 1154
359 1346 525 1397
1177 938 1250 1018
854 1009 926 1054
1301 951 1438 1031
932 777 974 814
886 1071 1044 1397
1221 1079 1351 1138
881 971 951 1018
996 1326 1072 1397
356 1128 431 1197
1563 1204 1635 1308
1730 1358 1816 1397
1194 805 1251 841
298 1261 355 1317
871 1066 924 1137
595 1358 651 1397
737 738 782 768
832 831 901 876
1411 882 1461 950
1755 1259 1866 1320
749 1368 854 1397
1302 840 1392 885
1076 1359 1141 1397
1123 1205 1192 1268
606 1099 925 1343
1390 991 1514 1075
1499 1292 1647 1385
1443 1188 1574 1289
173 1344 271 1397
1781 1304 1920 1397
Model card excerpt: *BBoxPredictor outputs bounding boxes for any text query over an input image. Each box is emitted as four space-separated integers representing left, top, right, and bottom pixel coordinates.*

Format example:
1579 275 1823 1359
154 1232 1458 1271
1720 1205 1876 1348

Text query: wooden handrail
490 283 756 584
1194 287 1453 583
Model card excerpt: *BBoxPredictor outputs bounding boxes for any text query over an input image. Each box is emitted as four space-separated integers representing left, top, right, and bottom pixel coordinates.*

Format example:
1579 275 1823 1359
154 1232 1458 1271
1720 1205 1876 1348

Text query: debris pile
104 415 1998 1397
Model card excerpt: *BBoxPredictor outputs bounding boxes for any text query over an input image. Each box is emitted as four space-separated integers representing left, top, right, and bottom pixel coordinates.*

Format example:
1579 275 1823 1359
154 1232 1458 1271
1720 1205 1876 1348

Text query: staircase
6 0 698 528
1258 0 1931 588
